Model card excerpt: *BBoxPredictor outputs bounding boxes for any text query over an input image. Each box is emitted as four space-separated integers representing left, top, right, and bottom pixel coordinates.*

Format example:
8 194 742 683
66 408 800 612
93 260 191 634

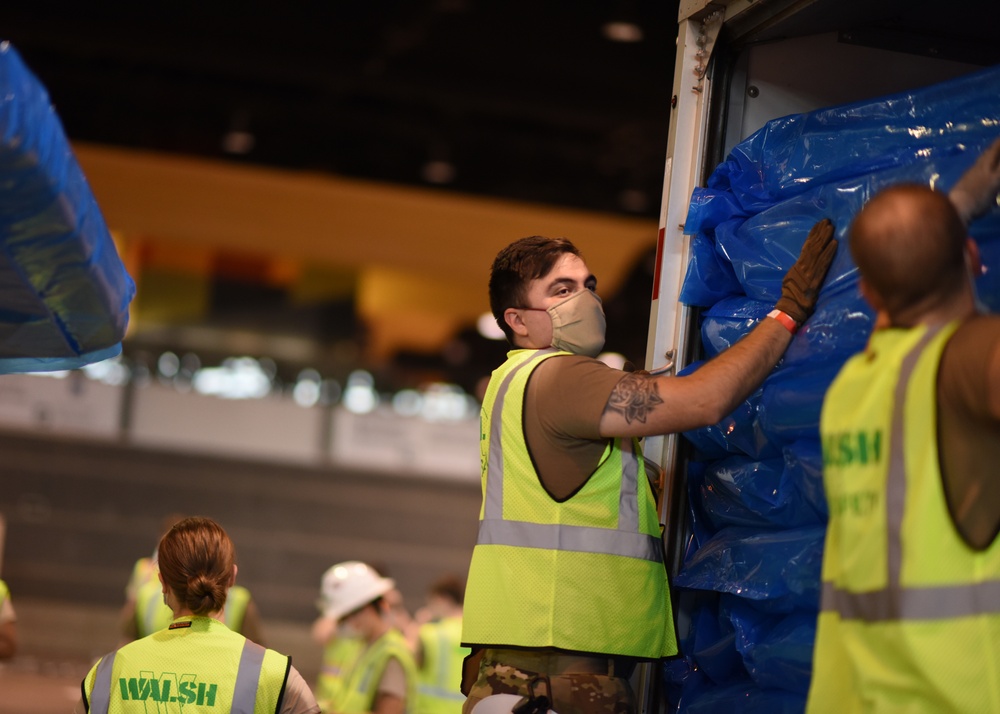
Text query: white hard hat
320 561 396 620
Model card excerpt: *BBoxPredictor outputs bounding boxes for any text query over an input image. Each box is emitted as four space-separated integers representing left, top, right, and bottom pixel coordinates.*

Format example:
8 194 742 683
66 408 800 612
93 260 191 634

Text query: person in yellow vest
130 566 263 643
0 578 18 660
119 513 266 646
314 566 370 712
408 574 469 714
320 561 417 714
462 226 837 714
805 139 1000 714
75 516 319 714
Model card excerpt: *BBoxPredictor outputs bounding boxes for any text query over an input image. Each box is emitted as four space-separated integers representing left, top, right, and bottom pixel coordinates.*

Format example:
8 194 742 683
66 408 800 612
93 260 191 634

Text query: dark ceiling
1 2 681 219
7 1 998 391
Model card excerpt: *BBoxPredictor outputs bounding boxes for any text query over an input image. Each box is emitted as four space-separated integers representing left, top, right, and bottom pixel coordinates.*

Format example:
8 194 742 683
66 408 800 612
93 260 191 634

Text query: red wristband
767 308 799 335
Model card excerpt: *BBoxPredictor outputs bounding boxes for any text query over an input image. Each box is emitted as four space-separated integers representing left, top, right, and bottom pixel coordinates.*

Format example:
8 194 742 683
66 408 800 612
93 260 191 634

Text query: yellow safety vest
135 577 252 637
83 616 289 714
415 616 468 714
316 634 366 712
334 629 418 714
463 348 675 658
807 323 1000 713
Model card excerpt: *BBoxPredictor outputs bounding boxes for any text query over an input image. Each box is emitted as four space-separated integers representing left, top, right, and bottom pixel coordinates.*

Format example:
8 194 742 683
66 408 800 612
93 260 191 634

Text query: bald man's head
849 184 968 318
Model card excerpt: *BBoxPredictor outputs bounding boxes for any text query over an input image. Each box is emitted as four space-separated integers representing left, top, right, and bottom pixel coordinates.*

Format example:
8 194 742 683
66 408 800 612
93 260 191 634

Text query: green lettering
838 433 853 466
823 429 885 468
204 683 218 706
119 679 131 701
179 680 196 705
197 682 206 706
129 677 152 701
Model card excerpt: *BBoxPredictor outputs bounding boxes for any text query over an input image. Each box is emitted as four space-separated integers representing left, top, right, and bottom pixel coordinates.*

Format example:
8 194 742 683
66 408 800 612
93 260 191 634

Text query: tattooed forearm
606 373 664 424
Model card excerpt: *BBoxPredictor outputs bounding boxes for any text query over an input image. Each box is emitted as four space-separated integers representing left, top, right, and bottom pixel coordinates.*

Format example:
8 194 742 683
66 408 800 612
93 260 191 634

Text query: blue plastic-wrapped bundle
667 62 1000 713
0 42 134 373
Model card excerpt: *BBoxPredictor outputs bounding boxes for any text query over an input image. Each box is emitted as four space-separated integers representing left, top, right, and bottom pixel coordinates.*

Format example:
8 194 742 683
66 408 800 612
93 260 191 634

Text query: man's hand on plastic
949 136 1000 224
774 218 837 325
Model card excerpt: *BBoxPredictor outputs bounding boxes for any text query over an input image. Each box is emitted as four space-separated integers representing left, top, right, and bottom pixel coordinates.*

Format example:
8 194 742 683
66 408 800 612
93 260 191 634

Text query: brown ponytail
157 517 235 616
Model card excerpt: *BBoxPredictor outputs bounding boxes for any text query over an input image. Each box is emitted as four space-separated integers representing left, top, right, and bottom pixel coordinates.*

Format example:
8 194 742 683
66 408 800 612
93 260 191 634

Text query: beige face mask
545 289 607 357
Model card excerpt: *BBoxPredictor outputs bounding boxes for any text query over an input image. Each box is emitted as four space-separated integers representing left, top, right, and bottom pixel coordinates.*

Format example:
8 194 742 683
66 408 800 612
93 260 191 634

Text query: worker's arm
600 218 837 438
0 620 16 659
949 136 1000 225
371 693 406 714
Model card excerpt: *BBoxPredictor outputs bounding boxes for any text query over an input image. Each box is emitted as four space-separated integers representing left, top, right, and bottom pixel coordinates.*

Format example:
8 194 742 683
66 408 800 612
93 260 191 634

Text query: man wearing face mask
460 228 837 714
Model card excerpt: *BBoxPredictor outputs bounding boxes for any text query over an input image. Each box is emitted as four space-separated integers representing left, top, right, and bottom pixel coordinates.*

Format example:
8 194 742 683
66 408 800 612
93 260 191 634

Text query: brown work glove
948 136 1000 224
774 218 837 325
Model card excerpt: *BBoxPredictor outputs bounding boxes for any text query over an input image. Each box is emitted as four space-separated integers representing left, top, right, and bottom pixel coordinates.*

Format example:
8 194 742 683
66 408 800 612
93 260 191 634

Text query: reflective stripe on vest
821 325 1000 622
480 348 663 564
90 651 116 714
416 617 467 712
232 640 266 714
88 635 269 714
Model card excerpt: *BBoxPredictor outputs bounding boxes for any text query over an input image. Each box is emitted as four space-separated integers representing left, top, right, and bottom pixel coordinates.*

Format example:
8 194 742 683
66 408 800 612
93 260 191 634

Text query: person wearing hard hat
319 561 418 714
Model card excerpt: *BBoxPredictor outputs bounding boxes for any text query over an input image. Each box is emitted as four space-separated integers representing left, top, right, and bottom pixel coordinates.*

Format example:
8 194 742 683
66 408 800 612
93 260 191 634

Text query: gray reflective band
823 325 1000 622
885 327 937 586
481 349 659 562
823 579 1000 621
90 652 117 714
485 349 556 520
232 640 266 714
478 519 664 563
617 437 640 532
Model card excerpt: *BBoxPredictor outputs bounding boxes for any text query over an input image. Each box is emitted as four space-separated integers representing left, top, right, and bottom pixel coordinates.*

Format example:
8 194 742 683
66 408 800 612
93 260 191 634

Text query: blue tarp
667 62 1000 712
0 42 134 373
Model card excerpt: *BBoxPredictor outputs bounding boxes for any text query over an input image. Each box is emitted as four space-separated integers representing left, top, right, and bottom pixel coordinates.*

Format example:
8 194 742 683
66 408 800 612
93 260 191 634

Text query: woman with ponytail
77 516 320 714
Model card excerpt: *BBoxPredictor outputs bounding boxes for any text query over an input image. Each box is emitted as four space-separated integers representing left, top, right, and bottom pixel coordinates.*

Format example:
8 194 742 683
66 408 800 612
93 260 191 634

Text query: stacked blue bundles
0 42 134 373
664 63 1000 712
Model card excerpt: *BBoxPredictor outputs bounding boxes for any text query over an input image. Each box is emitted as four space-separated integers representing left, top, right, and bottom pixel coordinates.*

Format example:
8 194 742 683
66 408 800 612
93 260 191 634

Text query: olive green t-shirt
522 353 627 501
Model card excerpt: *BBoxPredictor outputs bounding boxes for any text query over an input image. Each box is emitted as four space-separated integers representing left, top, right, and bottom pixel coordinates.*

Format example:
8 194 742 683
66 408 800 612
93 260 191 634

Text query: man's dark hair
489 236 581 342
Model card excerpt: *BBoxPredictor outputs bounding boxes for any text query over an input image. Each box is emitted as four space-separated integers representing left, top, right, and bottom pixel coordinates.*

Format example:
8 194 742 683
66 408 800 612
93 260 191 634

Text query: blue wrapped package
673 525 824 614
679 677 805 714
0 42 134 373
725 596 816 695
669 63 1000 712
695 455 824 532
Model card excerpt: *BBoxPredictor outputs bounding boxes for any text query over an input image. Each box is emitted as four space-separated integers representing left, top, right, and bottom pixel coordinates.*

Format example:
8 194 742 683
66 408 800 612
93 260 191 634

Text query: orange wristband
767 308 799 335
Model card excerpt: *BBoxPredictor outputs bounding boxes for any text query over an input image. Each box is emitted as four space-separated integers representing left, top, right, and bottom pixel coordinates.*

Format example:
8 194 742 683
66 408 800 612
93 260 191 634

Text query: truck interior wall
725 32 981 158
662 29 1000 711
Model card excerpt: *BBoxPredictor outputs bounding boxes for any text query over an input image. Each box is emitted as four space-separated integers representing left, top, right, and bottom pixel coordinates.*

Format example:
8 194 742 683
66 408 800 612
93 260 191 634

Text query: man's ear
230 564 238 588
858 276 884 312
858 276 890 330
503 307 529 338
965 237 984 277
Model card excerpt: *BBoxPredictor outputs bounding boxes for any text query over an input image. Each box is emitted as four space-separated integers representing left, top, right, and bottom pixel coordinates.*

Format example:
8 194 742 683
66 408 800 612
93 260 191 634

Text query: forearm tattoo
607 373 663 424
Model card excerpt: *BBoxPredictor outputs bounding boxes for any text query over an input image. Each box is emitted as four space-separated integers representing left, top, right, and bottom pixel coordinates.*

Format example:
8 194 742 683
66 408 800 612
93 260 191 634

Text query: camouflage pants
461 649 636 714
